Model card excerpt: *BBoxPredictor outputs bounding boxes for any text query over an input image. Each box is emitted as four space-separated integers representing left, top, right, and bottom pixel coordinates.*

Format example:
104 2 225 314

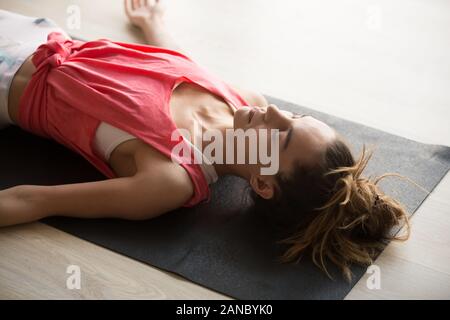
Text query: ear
249 174 276 200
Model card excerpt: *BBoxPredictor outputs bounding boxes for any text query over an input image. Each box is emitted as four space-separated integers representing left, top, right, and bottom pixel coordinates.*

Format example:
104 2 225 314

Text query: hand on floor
124 0 165 29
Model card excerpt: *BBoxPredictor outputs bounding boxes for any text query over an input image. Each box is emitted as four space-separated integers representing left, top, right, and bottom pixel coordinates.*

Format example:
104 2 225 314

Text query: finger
132 0 139 10
124 0 132 16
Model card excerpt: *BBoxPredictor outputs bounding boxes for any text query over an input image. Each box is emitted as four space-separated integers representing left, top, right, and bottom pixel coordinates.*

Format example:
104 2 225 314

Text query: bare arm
124 0 181 51
0 158 194 227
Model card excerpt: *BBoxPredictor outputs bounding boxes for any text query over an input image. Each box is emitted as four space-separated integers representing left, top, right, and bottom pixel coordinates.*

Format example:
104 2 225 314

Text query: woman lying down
0 1 417 280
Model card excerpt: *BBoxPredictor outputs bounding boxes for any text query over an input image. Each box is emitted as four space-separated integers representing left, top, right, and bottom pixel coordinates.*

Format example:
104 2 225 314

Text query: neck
213 147 251 180
194 107 251 182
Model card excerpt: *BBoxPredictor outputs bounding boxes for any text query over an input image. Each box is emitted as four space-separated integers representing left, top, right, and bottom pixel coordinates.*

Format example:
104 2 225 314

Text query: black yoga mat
1 96 449 299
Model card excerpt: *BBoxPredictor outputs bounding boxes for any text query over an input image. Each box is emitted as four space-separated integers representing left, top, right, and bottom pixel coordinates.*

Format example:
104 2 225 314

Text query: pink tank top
18 32 249 207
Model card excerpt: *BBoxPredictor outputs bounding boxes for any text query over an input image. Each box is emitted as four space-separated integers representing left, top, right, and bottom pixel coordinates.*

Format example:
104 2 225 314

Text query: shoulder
133 142 195 207
229 84 269 107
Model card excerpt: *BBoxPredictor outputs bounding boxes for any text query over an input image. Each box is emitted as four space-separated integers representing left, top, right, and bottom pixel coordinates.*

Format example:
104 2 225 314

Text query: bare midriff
8 55 35 124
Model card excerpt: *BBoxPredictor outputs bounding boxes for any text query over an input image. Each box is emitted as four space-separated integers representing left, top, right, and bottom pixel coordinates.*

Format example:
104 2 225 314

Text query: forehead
288 115 336 164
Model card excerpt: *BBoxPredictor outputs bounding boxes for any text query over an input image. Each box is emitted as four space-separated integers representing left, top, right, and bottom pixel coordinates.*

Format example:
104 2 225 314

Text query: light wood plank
0 223 230 299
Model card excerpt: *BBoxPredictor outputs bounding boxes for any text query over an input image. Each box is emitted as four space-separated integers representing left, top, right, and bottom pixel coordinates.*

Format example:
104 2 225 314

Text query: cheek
256 128 283 159
277 153 294 175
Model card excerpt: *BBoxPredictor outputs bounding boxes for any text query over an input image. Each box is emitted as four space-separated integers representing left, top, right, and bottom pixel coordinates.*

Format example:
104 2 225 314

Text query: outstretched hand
124 0 165 29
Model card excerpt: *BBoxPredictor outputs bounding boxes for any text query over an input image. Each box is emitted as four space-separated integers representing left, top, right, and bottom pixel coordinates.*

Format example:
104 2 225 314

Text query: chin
234 106 252 130
232 108 243 130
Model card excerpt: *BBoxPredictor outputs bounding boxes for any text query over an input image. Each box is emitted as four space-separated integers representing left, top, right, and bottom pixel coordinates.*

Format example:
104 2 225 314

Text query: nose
265 104 291 128
267 104 279 112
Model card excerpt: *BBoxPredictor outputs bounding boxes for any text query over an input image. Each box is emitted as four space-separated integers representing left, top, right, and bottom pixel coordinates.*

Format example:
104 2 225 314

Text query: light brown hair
250 134 427 281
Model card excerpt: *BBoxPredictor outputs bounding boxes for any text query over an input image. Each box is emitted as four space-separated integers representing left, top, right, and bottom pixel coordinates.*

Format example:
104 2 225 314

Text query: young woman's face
233 104 336 176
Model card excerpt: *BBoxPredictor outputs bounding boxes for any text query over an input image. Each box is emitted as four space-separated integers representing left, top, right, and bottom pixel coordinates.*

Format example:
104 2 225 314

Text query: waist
8 55 35 124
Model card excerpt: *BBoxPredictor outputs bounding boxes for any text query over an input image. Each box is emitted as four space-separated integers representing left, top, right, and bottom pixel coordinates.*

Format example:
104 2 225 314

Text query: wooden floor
0 0 449 299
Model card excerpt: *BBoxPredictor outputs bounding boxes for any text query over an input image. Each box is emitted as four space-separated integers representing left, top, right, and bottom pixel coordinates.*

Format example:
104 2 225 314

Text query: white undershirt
93 122 219 185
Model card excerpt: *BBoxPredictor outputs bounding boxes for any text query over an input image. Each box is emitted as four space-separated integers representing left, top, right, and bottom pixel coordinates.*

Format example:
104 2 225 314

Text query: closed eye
283 127 293 150
292 112 310 119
